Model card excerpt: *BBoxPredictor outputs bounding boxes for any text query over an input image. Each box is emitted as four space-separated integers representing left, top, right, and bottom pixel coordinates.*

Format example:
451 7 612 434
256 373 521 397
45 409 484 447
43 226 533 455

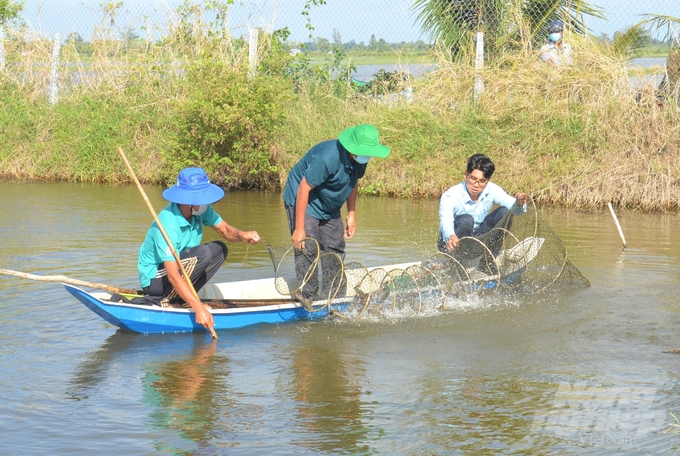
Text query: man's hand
164 260 218 339
292 227 307 249
446 234 460 251
240 230 260 245
344 212 356 239
194 304 215 329
211 221 260 246
514 192 529 206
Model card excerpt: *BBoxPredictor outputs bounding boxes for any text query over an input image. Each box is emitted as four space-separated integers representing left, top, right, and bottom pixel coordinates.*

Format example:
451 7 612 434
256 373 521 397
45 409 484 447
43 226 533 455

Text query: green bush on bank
171 59 293 190
0 75 175 182
1 25 679 210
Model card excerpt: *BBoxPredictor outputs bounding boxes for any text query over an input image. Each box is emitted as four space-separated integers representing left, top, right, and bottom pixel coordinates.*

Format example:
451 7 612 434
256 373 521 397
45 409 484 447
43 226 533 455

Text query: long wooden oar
117 147 218 340
0 269 138 295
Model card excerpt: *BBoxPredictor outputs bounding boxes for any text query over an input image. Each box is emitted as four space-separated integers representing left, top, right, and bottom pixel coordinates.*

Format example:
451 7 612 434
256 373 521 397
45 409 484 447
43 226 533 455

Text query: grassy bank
1 29 679 211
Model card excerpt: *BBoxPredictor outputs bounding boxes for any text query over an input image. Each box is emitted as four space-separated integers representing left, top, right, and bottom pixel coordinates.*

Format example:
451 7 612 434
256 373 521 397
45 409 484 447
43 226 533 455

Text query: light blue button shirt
438 181 525 240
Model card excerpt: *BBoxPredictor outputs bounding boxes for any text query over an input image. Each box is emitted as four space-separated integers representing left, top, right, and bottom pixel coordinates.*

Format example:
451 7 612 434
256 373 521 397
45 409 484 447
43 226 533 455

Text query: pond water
354 57 668 83
1 181 680 454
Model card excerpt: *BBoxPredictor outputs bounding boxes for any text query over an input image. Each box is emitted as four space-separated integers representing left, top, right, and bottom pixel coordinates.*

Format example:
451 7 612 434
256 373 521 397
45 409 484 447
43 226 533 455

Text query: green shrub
173 60 293 189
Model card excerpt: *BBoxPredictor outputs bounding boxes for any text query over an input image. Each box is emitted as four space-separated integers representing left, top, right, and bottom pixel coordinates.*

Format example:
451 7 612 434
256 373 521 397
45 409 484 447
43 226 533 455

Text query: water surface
1 181 680 454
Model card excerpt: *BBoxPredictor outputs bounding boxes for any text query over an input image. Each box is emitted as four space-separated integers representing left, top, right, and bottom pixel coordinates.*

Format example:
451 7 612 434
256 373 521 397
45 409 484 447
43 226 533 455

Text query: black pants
145 241 228 298
285 204 347 298
437 206 510 255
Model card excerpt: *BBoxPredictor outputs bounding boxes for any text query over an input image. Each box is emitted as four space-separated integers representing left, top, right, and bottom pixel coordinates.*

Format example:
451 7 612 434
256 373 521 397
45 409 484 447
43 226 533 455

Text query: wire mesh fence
3 2 680 64
6 1 680 48
1 1 680 102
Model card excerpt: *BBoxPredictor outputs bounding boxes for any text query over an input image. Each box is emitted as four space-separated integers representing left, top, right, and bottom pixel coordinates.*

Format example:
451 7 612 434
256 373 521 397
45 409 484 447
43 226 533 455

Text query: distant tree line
61 28 432 57
284 28 432 53
596 32 669 47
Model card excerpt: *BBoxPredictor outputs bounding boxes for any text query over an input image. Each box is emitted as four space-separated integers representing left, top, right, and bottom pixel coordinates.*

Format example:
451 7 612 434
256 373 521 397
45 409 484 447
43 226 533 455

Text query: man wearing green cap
282 124 391 300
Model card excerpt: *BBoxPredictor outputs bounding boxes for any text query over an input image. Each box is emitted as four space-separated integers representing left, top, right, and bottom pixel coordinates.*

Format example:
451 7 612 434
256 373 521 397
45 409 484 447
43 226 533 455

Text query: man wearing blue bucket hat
138 168 260 327
282 124 390 301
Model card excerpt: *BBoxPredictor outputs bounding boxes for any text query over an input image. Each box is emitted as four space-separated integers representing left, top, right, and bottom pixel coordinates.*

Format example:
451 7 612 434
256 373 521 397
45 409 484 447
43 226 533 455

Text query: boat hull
64 284 335 334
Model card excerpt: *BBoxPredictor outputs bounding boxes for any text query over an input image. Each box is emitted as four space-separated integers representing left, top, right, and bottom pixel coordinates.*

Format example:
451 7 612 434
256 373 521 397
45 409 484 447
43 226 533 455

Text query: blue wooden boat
64 283 337 334
63 260 415 334
64 237 545 334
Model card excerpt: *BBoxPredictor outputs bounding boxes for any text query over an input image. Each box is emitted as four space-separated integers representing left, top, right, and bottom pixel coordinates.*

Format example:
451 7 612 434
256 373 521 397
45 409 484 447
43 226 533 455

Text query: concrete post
48 33 62 105
0 31 5 71
248 28 258 79
473 31 484 105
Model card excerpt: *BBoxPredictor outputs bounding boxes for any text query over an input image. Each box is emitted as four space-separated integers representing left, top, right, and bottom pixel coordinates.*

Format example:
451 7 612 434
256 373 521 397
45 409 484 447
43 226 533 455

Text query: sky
18 0 425 43
588 0 680 40
18 1 680 43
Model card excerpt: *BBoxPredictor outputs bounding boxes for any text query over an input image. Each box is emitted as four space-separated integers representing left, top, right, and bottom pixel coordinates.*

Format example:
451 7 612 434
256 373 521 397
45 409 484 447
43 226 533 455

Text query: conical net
267 200 589 318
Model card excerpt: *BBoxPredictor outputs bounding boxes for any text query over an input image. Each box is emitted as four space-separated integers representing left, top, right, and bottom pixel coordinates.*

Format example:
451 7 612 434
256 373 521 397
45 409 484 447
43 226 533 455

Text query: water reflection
285 331 370 453
143 341 226 448
67 333 139 401
68 333 228 452
417 371 558 453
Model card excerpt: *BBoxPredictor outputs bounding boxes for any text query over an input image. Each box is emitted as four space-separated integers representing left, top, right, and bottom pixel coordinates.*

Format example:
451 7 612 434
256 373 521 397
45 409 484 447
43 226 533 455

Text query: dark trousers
437 206 510 255
285 204 347 298
145 241 228 298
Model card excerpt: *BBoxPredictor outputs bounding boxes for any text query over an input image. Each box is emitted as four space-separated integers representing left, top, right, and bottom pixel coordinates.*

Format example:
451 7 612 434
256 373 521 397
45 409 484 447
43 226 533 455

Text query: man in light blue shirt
438 154 528 253
540 20 572 67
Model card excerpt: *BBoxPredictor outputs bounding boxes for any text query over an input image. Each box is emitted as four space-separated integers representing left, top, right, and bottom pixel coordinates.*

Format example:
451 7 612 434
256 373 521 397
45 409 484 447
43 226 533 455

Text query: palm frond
411 0 605 62
636 15 680 45
609 24 650 58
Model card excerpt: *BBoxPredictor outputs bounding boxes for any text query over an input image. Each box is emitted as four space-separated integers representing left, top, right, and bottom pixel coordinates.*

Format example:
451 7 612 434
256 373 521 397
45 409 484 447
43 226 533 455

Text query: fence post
473 31 484 105
48 33 61 105
248 28 258 79
403 85 413 103
0 31 5 71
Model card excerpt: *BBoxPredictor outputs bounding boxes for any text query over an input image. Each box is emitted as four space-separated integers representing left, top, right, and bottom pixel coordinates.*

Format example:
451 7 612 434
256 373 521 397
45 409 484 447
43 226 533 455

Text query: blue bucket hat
162 168 225 205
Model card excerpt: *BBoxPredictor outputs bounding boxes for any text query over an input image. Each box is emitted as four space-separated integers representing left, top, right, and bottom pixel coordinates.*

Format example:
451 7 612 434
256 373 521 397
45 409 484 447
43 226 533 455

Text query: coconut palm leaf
636 15 680 45
522 0 604 40
411 0 507 61
411 0 604 62
608 24 650 58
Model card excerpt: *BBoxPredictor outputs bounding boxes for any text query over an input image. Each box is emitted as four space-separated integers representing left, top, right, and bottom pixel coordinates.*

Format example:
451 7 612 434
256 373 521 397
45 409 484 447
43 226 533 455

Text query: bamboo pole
117 147 218 339
608 202 627 249
0 269 138 295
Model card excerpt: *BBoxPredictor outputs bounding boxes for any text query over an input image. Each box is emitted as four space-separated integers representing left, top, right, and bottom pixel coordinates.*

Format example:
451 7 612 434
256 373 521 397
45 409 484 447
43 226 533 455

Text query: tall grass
276 33 680 210
471 33 680 210
1 6 679 210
